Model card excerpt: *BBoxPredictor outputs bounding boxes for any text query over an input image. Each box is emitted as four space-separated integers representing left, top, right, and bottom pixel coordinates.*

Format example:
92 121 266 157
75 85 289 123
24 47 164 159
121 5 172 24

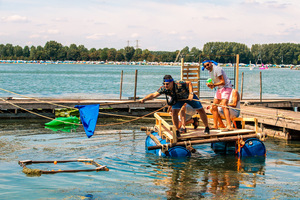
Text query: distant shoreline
0 59 298 69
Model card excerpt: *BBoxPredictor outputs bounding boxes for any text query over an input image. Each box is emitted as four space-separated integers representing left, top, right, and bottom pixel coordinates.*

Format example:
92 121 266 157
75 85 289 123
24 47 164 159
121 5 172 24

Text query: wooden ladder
180 58 200 96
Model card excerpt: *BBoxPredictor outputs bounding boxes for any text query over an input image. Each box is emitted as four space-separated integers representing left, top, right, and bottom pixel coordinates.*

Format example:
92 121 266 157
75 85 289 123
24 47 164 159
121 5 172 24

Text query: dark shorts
172 94 203 110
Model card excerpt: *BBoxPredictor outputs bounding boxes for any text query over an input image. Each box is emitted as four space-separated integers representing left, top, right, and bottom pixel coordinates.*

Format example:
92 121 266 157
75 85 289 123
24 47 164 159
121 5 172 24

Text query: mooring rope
0 97 167 127
189 98 299 121
0 87 156 120
97 105 168 127
1 87 299 122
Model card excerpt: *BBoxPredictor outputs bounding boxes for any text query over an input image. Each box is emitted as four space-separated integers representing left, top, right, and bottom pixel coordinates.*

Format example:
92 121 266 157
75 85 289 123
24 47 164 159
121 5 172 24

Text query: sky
0 0 299 51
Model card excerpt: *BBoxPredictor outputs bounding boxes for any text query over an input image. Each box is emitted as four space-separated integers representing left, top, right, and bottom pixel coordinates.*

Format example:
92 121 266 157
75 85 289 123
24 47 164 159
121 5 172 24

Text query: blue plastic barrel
238 138 266 158
145 132 191 157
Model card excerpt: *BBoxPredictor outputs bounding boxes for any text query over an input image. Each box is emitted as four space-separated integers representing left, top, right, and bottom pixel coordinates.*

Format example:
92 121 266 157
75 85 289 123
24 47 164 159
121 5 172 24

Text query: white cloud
203 15 227 21
29 34 41 38
47 29 60 34
0 0 299 50
131 33 139 38
1 15 29 23
86 33 116 40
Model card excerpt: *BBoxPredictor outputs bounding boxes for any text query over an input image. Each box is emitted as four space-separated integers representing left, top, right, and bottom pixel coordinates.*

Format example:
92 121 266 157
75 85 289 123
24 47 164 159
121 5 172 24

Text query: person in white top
218 89 240 119
203 59 233 130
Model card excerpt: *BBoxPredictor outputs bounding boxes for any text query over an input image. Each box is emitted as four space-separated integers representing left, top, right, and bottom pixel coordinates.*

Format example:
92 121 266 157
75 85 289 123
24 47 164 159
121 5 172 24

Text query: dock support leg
172 125 177 143
260 123 264 132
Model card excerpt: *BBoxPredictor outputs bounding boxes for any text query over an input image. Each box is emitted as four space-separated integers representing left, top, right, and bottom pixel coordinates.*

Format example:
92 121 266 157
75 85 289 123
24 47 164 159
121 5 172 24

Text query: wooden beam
148 133 258 150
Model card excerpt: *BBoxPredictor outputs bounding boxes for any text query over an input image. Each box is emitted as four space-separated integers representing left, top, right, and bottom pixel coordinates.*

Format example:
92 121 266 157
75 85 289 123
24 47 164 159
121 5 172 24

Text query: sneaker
176 130 181 137
178 128 186 134
204 127 210 135
192 118 199 129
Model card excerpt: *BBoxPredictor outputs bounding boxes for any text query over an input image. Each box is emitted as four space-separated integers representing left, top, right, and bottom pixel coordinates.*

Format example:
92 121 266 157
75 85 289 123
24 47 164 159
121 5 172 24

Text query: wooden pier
0 97 299 139
0 97 166 118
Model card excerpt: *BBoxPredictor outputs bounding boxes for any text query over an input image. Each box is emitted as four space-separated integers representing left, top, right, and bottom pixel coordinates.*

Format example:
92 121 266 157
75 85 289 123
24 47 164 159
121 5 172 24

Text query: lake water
0 64 299 199
0 119 299 200
0 64 299 99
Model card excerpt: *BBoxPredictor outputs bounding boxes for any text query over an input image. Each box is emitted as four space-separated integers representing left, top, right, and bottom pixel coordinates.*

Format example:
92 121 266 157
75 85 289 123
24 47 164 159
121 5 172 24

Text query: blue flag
75 104 100 138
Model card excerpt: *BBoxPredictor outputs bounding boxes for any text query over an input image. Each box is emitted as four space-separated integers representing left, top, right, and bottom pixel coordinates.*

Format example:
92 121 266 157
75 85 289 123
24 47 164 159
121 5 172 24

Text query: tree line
0 41 299 64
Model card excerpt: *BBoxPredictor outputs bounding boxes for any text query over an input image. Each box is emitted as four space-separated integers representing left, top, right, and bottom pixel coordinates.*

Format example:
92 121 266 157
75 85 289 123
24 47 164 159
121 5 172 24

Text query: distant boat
259 64 268 70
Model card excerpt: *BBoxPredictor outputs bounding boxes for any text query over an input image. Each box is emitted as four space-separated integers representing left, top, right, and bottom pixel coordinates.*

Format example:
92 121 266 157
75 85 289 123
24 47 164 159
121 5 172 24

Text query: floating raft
18 159 109 176
143 112 266 158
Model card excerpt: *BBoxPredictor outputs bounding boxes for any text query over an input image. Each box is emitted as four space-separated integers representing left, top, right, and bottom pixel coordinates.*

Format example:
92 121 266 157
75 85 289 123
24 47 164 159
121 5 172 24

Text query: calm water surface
0 119 299 200
0 64 299 99
0 64 299 199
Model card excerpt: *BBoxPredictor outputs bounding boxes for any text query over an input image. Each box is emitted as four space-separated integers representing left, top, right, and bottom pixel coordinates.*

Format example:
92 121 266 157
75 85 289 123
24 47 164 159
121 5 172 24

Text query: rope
0 87 156 122
0 97 167 127
1 87 298 123
97 105 168 127
185 98 299 121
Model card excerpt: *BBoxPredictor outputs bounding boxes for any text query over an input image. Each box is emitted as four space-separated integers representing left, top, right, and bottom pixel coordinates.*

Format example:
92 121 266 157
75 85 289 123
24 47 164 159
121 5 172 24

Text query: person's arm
228 90 239 107
186 81 194 100
139 92 161 103
212 75 225 88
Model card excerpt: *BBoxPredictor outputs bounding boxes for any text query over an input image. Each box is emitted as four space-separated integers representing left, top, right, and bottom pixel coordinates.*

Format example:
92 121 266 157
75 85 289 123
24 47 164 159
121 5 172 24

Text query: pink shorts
214 87 232 100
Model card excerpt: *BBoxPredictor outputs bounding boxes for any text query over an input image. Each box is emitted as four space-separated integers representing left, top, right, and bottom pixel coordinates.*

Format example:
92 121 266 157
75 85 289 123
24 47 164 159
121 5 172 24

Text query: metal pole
181 58 184 80
120 70 123 100
241 72 244 100
236 54 239 90
260 71 262 102
134 69 138 101
119 70 123 100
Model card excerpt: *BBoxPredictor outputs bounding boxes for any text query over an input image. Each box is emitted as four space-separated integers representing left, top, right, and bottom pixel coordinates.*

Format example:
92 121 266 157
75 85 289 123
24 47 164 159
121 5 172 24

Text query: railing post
235 54 239 90
241 72 244 100
260 71 262 102
134 69 138 101
119 70 123 100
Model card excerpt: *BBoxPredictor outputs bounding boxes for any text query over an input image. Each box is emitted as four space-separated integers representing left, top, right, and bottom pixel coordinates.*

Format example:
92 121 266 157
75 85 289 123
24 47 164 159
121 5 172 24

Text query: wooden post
134 69 138 101
181 58 184 80
241 72 244 100
235 54 239 90
119 70 123 100
260 71 262 102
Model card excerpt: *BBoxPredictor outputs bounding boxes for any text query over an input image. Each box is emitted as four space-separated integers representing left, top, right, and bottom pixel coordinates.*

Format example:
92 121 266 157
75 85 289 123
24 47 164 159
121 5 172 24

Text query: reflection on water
150 154 266 199
0 119 299 199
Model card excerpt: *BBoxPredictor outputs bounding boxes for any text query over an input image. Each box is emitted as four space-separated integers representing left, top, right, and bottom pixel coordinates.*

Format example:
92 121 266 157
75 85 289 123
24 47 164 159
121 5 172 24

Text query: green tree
67 44 80 60
124 46 135 61
141 49 151 61
78 45 89 61
100 48 108 61
29 46 37 60
107 48 117 61
89 48 101 61
14 45 23 59
23 46 30 59
44 41 63 60
132 48 142 61
5 44 14 59
36 45 45 60
115 49 125 61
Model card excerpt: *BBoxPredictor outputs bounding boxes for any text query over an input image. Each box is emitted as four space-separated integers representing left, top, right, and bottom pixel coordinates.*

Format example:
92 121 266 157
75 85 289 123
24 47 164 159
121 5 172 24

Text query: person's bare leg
221 99 232 129
179 104 187 129
172 109 180 129
211 99 221 129
216 112 226 128
197 108 209 127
